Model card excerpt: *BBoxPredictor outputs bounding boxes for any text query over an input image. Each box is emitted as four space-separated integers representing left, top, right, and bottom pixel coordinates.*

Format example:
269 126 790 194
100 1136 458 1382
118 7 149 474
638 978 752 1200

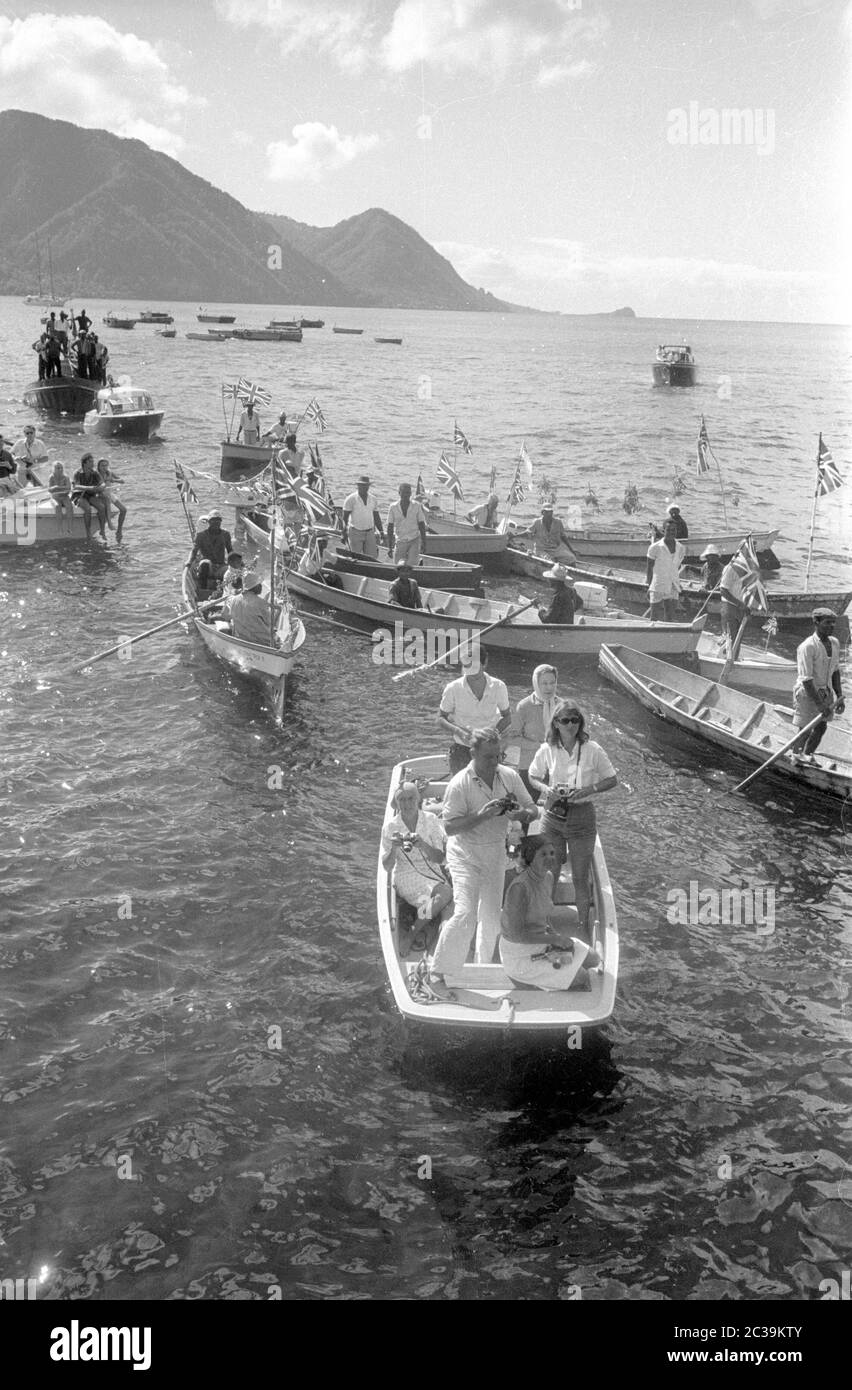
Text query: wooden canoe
181 563 305 718
694 632 796 696
377 754 619 1031
422 512 510 568
241 512 484 593
530 526 781 569
599 644 852 800
278 564 706 658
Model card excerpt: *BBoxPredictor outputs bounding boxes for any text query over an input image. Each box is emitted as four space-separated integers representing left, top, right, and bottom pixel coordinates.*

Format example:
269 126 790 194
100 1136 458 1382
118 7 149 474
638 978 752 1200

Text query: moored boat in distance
185 332 228 341
233 326 302 342
653 342 696 387
103 312 137 329
378 754 619 1030
599 644 852 800
332 325 364 334
508 527 781 569
138 310 174 324
181 558 305 720
155 328 177 338
299 318 324 328
375 337 403 344
83 384 164 441
281 566 706 659
197 308 237 323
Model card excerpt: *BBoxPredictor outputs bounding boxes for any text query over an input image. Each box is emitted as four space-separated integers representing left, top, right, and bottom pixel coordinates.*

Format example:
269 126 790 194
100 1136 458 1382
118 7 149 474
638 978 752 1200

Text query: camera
549 786 574 816
495 795 518 815
400 834 417 851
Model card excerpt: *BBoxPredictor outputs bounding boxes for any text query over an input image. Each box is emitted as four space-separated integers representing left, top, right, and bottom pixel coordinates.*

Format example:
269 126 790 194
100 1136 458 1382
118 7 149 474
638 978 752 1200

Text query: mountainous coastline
0 111 526 311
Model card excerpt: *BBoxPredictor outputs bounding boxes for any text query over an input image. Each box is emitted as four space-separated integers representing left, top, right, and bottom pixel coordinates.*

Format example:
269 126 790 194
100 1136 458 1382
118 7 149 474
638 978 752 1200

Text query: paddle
728 714 824 794
65 599 221 674
718 615 749 685
392 596 539 682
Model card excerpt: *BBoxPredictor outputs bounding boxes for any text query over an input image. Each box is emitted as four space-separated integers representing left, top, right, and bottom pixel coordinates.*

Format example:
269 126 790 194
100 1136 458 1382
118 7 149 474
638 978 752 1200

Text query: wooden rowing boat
599 644 852 799
694 631 796 696
535 526 781 569
181 561 306 718
422 512 510 569
241 512 484 593
278 565 706 657
377 754 619 1031
506 545 851 631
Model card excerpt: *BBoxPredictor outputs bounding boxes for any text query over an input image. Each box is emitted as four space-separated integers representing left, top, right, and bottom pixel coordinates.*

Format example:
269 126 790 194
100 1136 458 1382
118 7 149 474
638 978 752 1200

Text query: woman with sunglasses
528 704 617 936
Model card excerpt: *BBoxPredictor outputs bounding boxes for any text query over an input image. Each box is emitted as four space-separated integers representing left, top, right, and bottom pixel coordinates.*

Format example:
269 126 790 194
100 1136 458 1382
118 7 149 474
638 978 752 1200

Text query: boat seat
354 577 368 596
736 703 766 738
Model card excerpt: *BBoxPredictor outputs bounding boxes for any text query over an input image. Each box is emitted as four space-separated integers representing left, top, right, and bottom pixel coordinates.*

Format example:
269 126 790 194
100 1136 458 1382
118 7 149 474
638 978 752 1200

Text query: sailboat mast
35 234 43 296
47 239 56 300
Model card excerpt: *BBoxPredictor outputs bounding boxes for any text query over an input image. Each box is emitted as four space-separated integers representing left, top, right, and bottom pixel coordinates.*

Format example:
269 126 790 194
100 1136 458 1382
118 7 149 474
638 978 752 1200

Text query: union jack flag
437 451 464 500
174 459 198 504
453 423 472 454
415 472 426 500
728 534 768 612
518 440 533 479
273 463 339 527
237 378 272 407
697 418 712 475
221 381 242 400
508 461 525 505
304 397 327 432
815 434 843 496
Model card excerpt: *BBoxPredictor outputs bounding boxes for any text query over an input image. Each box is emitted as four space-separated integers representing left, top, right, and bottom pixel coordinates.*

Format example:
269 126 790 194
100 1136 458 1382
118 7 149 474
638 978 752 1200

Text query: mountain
0 110 527 311
264 208 515 312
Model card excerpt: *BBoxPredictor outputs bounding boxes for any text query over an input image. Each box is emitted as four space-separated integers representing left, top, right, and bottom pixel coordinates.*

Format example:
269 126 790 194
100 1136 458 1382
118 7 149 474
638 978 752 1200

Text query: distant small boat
267 319 300 329
23 235 65 307
653 343 696 387
333 326 364 334
104 312 136 329
138 310 174 324
375 337 403 345
299 318 325 329
185 332 228 341
197 308 236 323
233 326 302 342
155 328 177 338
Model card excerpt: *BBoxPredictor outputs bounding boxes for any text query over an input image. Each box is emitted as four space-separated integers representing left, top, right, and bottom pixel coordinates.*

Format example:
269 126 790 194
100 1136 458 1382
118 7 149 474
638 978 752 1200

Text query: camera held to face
495 795 519 815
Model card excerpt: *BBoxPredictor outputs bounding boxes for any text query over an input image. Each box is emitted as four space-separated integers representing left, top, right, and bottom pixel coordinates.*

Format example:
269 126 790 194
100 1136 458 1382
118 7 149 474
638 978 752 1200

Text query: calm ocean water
1 299 850 1302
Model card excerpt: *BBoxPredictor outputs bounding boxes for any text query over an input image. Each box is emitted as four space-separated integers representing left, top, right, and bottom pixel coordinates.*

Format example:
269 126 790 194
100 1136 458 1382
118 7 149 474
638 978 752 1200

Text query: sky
0 0 849 321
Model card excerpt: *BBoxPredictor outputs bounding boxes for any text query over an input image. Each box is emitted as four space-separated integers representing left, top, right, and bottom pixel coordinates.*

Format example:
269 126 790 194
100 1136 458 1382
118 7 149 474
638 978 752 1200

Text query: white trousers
393 536 421 567
430 854 504 975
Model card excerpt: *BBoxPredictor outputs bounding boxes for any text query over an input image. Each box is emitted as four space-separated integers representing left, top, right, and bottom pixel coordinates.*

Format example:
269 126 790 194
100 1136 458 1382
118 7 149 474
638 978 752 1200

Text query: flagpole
174 461 197 541
269 458 278 648
804 434 822 591
452 418 457 517
221 387 232 443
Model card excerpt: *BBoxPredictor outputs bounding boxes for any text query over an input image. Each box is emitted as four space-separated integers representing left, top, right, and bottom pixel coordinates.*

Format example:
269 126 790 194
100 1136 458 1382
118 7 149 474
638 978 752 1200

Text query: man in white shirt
719 557 747 642
793 608 845 755
427 730 536 988
438 647 510 775
224 572 272 645
11 425 48 486
342 474 384 558
236 401 262 445
645 518 684 621
386 482 428 566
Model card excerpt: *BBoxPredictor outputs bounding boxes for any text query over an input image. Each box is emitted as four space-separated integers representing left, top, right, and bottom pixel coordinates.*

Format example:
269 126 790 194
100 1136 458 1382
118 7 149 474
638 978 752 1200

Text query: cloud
216 0 607 81
267 122 380 181
381 0 608 78
215 0 374 73
0 14 194 154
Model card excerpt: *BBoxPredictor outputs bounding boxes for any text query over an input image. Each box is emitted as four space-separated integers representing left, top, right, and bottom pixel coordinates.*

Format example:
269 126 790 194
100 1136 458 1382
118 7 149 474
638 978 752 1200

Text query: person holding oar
515 501 574 559
792 609 845 759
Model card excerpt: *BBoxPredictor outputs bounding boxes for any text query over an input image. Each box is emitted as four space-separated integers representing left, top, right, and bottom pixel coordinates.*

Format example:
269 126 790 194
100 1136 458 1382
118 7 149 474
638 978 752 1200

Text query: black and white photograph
0 0 849 1350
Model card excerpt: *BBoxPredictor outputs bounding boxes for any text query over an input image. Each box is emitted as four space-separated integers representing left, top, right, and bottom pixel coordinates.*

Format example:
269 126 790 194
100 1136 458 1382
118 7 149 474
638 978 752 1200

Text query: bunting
273 465 339 526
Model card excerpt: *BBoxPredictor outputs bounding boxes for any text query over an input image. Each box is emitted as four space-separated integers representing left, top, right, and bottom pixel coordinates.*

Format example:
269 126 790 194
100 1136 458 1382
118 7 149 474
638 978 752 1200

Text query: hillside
0 110 528 311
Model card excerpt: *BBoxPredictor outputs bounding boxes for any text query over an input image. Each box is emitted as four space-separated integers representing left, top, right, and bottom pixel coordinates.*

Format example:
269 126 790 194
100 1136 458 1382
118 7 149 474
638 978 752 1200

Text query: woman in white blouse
528 704 617 934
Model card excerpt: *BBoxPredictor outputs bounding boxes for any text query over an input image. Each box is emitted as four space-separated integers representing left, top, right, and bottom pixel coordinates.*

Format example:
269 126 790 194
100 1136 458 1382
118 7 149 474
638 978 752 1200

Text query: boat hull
424 515 510 569
378 754 618 1031
0 489 89 545
197 314 236 323
694 633 796 695
23 376 99 417
527 528 781 569
84 409 164 440
139 313 174 324
653 361 696 387
233 327 303 342
600 644 852 800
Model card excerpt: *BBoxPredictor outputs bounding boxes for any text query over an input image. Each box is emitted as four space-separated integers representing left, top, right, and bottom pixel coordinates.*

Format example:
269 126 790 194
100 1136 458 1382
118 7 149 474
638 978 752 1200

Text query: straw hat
542 564 573 583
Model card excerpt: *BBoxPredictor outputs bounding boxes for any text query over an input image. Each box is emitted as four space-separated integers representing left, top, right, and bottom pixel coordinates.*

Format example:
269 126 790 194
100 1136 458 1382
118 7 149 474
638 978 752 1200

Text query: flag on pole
815 434 843 496
304 397 327 432
518 440 533 480
437 451 464 500
697 418 712 475
174 460 198 504
507 461 525 505
237 378 272 407
729 534 768 612
488 464 497 493
415 472 426 500
453 423 473 455
221 381 242 400
273 462 339 526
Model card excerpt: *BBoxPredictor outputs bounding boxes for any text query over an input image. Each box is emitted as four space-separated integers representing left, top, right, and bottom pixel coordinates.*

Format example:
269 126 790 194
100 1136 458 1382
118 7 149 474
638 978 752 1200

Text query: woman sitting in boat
505 664 560 794
71 453 108 539
528 703 617 933
48 461 74 527
500 835 601 991
97 458 127 542
381 781 452 939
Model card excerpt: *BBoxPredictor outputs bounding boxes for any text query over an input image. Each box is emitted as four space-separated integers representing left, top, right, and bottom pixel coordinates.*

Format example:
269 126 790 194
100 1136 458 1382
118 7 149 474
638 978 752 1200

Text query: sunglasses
556 715 580 725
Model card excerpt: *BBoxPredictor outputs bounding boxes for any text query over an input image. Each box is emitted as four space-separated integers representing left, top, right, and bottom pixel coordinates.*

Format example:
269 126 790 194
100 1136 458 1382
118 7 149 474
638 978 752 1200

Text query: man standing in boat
718 553 747 642
186 509 233 588
386 482 428 567
426 729 536 994
515 502 573 558
664 503 689 539
342 475 385 558
438 647 511 775
793 609 845 757
645 517 685 621
236 399 262 446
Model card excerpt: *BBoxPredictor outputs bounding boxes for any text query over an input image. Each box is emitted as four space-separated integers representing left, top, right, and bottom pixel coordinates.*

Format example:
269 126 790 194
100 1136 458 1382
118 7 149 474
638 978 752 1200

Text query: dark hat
357 474 371 485
811 607 837 620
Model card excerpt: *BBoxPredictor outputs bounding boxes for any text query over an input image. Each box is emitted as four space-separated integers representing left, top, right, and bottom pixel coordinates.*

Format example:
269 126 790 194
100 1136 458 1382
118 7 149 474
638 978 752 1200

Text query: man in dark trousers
538 565 584 624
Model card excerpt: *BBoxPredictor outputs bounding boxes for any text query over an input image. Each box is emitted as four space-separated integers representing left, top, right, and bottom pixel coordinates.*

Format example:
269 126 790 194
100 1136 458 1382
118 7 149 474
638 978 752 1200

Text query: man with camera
428 729 536 992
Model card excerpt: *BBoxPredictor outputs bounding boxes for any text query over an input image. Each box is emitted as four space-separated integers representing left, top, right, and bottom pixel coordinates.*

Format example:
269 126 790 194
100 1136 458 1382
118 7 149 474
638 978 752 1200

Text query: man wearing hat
236 399 262 446
386 482 428 567
700 544 723 593
388 560 423 610
793 609 845 755
186 509 232 589
664 503 688 539
538 565 584 624
515 501 573 558
342 475 384 558
224 572 272 646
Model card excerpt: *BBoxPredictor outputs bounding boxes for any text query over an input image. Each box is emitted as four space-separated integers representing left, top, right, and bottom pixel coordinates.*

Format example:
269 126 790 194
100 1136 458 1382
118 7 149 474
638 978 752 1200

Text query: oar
392 596 538 682
65 600 221 674
729 714 824 795
718 615 749 685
